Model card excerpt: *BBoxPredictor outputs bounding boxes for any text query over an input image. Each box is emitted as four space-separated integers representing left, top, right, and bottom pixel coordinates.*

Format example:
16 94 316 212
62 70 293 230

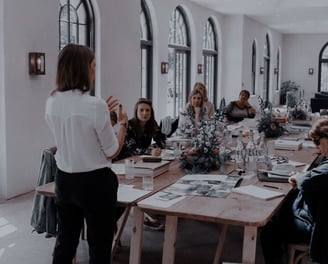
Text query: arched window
318 43 328 92
59 0 95 50
251 41 256 95
263 34 270 102
140 0 153 99
202 18 218 105
167 7 191 117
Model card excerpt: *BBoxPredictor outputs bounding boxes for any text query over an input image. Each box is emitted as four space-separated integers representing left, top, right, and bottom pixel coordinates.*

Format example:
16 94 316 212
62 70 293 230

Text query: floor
0 191 266 264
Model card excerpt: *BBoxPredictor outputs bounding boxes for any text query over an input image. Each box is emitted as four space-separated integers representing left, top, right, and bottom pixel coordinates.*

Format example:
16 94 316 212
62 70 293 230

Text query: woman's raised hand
106 96 119 112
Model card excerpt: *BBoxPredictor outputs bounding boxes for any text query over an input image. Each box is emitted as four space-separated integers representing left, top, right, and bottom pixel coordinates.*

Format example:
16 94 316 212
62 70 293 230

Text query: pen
263 184 282 190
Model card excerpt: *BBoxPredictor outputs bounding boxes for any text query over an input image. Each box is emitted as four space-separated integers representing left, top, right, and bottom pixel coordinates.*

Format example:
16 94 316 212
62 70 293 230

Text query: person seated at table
260 117 328 264
116 98 166 231
116 98 166 160
225 89 256 122
192 82 215 119
178 89 207 136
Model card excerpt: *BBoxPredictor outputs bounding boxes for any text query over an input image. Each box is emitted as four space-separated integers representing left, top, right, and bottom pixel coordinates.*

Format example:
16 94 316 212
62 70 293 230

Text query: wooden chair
288 243 309 264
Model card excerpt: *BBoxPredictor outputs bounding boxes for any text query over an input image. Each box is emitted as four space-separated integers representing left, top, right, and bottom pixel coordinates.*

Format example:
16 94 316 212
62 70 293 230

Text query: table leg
242 226 257 264
112 205 131 256
129 207 144 264
162 215 178 264
213 224 228 264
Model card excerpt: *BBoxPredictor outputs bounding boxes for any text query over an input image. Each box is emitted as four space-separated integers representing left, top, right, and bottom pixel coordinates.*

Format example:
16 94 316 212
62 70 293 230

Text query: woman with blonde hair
192 82 215 119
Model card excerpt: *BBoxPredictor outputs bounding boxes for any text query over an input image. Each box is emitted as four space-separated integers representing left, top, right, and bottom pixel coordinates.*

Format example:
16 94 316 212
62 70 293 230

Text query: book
232 184 285 200
130 160 171 177
274 139 302 151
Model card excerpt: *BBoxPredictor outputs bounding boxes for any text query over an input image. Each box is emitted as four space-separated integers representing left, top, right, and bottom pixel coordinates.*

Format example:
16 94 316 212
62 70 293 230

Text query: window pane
320 62 328 92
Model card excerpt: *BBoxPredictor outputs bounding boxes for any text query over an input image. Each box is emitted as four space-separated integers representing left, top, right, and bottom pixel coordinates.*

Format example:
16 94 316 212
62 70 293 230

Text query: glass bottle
246 129 257 174
257 132 268 158
235 130 245 167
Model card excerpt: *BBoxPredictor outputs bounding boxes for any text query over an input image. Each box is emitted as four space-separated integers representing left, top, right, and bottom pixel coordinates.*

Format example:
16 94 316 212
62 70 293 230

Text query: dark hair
133 98 156 134
56 44 95 93
309 117 328 146
239 89 250 99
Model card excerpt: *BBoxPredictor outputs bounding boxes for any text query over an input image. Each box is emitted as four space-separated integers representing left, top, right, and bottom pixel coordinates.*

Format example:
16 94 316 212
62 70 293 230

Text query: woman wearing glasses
260 117 328 263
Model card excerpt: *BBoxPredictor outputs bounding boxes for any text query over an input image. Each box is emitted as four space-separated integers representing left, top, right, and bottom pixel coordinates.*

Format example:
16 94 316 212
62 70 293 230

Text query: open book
232 184 285 200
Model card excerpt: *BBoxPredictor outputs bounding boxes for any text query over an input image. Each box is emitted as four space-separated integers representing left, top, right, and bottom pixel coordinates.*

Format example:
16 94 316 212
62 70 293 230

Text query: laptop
257 153 323 183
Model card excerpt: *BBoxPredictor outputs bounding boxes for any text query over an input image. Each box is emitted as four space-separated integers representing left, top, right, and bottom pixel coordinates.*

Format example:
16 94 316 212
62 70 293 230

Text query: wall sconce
274 68 278 75
161 62 168 74
29 52 45 75
259 67 264 75
308 68 314 75
197 64 203 74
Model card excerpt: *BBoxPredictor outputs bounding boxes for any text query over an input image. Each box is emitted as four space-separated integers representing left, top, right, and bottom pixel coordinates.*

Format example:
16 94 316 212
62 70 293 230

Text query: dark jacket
116 118 166 160
295 157 328 263
30 147 57 237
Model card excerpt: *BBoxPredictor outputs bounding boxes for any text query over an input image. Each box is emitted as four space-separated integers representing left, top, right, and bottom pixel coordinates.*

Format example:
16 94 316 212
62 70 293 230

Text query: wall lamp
308 68 314 75
274 68 279 75
161 62 168 74
197 64 203 74
29 52 45 75
259 67 264 75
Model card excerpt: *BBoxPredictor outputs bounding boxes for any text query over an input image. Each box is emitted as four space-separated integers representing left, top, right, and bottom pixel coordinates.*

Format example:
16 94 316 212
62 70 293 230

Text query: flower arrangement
290 105 307 120
258 113 284 138
180 118 225 174
257 96 284 138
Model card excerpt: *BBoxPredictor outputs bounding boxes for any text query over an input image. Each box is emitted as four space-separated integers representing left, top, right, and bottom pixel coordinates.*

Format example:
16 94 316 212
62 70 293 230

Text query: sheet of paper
112 164 125 175
118 184 150 203
138 191 186 208
232 185 284 200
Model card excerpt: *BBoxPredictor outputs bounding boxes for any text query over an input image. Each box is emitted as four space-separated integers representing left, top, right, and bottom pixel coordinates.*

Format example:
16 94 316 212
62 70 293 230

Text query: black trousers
260 190 311 264
53 167 118 264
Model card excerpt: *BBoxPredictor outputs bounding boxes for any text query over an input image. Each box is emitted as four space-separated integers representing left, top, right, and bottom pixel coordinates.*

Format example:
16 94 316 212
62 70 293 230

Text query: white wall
0 0 58 199
282 34 328 100
0 0 6 198
220 15 244 103
242 17 283 103
0 0 294 199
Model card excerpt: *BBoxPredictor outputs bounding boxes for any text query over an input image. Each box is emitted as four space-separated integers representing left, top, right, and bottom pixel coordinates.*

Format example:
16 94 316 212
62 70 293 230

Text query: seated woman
192 82 215 119
225 89 256 122
116 98 166 160
116 98 166 231
260 117 328 264
178 89 207 136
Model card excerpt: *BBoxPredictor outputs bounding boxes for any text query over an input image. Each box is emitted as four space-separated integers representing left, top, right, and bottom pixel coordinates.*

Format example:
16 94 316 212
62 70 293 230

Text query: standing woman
45 44 128 263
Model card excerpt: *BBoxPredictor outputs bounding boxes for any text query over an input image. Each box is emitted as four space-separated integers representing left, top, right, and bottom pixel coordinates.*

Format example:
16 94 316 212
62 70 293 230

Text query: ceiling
188 0 328 34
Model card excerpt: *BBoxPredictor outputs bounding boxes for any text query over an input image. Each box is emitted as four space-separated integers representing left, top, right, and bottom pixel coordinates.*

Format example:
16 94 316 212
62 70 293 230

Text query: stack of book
274 139 302 151
131 160 171 177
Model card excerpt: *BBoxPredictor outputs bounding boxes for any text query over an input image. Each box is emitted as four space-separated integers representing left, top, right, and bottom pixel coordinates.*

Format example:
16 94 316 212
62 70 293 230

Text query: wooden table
35 158 186 257
129 146 318 264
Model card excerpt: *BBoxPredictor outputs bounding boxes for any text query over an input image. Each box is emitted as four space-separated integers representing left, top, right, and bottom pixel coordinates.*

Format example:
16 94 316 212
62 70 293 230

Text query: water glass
125 159 134 180
267 140 275 157
143 175 154 191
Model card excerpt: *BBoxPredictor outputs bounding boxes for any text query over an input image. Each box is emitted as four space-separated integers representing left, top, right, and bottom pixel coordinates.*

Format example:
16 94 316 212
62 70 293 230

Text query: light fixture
308 68 314 75
29 52 45 75
197 64 203 74
274 68 278 74
161 62 168 74
260 67 264 74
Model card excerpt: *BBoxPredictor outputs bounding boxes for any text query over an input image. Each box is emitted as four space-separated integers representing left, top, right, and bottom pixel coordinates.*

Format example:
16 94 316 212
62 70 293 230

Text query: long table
129 146 318 264
35 158 186 257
